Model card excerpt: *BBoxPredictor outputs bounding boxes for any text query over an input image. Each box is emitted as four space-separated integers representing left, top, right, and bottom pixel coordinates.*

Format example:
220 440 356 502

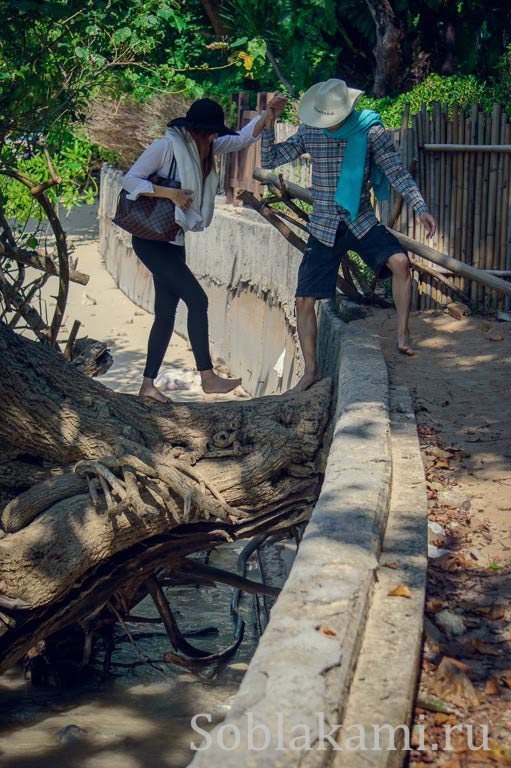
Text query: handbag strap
167 154 177 182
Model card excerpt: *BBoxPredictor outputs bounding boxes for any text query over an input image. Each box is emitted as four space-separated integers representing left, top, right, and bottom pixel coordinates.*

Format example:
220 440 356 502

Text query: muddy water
0 540 296 768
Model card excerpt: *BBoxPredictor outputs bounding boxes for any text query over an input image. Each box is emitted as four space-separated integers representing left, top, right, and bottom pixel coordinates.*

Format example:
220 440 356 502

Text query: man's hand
420 211 437 239
266 93 288 129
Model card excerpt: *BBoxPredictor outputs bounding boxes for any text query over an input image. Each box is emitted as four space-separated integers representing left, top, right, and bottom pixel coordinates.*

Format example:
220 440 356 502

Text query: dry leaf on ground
388 584 412 598
315 625 337 637
434 656 479 708
484 677 501 695
472 638 504 656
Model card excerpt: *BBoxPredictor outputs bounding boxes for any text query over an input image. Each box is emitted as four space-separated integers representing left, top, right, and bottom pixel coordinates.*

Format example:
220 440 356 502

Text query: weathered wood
1 474 88 533
70 336 113 376
393 230 511 297
0 242 89 286
0 320 330 672
423 144 511 152
64 319 81 361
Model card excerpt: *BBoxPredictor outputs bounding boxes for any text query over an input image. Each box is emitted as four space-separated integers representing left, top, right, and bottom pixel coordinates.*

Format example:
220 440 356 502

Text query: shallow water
0 539 296 768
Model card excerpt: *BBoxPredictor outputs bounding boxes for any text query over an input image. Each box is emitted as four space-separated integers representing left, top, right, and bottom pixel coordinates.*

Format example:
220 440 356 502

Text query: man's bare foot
139 383 172 404
397 337 415 356
287 368 321 394
201 370 242 394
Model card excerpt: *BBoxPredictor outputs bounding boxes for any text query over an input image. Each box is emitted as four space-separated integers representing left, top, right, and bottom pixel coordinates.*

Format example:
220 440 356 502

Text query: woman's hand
167 187 194 211
146 184 194 211
266 93 288 129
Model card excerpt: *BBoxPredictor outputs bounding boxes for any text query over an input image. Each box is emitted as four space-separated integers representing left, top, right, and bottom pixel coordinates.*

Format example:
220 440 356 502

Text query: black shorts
296 222 404 299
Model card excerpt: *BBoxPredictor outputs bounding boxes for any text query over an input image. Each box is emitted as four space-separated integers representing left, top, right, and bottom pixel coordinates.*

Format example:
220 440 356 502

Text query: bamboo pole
443 111 453 267
392 230 511 297
438 106 447 256
485 104 501 307
413 111 424 309
471 110 485 303
480 111 493 305
460 113 471 295
431 102 441 306
401 105 410 243
252 169 511 297
450 107 461 300
423 144 511 152
506 124 511 311
500 123 511 278
465 104 478 288
494 112 508 299
424 105 433 308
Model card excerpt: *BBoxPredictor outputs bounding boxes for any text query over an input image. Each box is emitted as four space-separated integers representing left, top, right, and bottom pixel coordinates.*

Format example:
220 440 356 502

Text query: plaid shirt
261 123 429 246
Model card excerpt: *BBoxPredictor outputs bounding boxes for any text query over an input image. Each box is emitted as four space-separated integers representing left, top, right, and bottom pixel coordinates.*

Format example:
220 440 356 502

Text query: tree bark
0 322 331 672
365 0 403 97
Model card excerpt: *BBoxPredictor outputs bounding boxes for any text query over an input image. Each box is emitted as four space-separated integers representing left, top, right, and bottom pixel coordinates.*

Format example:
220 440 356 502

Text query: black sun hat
167 98 238 136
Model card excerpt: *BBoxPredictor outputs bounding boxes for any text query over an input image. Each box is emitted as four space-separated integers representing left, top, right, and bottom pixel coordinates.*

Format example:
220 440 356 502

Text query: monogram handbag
113 156 183 241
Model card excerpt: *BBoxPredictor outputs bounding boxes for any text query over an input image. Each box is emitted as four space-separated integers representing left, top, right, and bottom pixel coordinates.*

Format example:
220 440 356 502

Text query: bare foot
201 370 242 394
287 368 321 394
397 337 415 356
139 383 172 404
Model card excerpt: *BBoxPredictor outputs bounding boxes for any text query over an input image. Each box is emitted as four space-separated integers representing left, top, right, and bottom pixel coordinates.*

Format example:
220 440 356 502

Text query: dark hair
175 126 216 178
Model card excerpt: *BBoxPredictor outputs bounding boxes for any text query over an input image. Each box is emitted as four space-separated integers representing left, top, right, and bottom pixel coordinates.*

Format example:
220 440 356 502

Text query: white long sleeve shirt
121 116 261 245
122 117 259 197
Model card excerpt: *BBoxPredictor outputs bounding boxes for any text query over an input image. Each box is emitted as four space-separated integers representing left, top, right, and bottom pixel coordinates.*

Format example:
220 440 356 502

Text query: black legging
132 236 213 379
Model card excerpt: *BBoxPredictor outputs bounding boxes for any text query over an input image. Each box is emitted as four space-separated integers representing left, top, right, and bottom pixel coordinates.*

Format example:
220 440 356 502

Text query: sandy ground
362 307 511 765
362 307 511 564
49 203 245 403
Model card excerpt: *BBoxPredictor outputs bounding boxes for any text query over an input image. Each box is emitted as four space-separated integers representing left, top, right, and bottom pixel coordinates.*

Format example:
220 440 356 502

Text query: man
262 80 437 393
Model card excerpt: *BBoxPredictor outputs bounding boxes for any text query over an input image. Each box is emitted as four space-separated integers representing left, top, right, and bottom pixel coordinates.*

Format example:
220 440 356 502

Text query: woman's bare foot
397 336 415 356
200 369 242 394
139 381 172 404
287 368 321 394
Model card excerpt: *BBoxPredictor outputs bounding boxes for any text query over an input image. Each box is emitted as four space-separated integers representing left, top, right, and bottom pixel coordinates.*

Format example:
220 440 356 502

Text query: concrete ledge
336 385 428 768
189 302 391 767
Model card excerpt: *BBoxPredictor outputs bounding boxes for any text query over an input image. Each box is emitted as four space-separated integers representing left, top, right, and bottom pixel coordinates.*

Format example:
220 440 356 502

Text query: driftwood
70 336 113 376
252 168 511 299
0 241 89 286
0 321 331 674
0 168 70 345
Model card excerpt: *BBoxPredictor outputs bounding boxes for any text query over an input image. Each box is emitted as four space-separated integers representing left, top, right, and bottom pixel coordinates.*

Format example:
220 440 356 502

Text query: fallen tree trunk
0 322 331 672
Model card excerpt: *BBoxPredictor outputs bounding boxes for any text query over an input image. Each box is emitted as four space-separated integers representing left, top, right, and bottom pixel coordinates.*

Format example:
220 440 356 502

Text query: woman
122 97 270 404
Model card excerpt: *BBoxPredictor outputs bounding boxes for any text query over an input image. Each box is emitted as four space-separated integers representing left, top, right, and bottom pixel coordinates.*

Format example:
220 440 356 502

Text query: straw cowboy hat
298 79 364 128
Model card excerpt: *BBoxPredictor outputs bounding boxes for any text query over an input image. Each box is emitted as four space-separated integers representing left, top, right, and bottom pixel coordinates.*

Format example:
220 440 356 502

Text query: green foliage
2 0 511 224
491 46 511 117
359 74 496 128
0 130 117 220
